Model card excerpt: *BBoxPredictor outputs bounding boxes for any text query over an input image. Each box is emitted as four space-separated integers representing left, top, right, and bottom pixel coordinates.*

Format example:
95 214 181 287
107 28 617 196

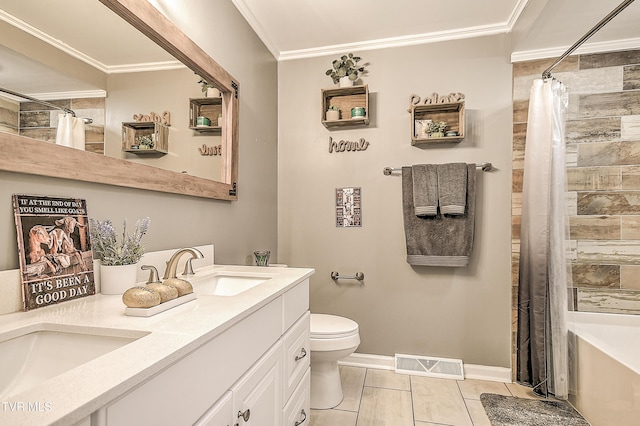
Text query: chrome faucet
163 247 204 279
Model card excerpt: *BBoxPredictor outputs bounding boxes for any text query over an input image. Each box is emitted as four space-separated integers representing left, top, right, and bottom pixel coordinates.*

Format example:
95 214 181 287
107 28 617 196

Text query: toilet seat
310 314 359 339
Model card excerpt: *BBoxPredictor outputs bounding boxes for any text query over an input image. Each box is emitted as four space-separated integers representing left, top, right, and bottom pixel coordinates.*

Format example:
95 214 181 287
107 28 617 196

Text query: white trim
0 10 184 75
339 353 395 370
463 364 512 383
0 9 109 73
25 90 107 101
233 0 531 61
278 24 510 61
339 353 512 383
511 37 640 63
230 0 279 60
107 61 186 74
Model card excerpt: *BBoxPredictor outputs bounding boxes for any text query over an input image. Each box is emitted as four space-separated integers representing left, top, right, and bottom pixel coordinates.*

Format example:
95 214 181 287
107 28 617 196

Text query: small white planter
100 263 139 295
326 110 340 121
339 77 353 87
206 87 221 97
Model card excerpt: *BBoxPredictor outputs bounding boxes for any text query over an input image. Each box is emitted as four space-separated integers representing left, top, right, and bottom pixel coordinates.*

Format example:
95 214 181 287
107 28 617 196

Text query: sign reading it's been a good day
329 137 370 153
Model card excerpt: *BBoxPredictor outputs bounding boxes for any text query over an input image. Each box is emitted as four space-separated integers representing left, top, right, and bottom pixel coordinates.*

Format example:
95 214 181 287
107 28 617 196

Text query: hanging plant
325 53 366 84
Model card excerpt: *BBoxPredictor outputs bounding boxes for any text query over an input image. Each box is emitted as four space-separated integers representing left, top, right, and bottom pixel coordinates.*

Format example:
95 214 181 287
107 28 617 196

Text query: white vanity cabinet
103 278 310 426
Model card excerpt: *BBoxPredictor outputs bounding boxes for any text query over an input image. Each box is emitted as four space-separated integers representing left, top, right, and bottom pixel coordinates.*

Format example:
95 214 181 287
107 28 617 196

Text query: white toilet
310 313 360 409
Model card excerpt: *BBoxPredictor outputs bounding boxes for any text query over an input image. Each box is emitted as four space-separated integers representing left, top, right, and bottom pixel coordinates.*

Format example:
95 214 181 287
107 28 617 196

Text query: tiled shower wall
18 97 105 154
512 50 640 364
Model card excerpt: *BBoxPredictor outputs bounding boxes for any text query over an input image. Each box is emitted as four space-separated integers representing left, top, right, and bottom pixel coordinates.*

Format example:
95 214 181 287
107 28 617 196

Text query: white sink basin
0 324 147 399
190 272 273 296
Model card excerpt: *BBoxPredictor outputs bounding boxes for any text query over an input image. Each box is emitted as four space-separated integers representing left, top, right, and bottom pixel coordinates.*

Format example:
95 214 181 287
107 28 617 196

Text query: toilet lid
311 314 359 339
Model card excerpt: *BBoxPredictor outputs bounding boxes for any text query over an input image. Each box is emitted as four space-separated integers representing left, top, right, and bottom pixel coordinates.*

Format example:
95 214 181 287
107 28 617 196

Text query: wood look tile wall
18 97 105 154
512 50 640 373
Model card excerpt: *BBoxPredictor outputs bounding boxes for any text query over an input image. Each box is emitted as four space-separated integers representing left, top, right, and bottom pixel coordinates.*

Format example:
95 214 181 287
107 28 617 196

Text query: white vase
339 77 353 87
326 110 340 121
206 87 221 97
100 263 139 295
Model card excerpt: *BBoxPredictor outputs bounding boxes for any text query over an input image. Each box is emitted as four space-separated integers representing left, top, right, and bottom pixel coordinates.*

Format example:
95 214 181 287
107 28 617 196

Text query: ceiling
231 0 640 61
0 0 639 95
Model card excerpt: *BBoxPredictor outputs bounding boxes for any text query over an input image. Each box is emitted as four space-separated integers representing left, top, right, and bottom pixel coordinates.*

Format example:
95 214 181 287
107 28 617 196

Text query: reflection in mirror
0 0 239 200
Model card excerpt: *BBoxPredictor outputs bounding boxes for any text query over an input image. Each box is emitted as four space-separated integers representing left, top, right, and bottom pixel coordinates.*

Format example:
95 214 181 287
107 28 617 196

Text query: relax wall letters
328 137 370 153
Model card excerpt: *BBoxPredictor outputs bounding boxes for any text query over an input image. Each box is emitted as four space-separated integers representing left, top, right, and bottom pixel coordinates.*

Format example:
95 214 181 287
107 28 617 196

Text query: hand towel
55 114 86 150
402 164 476 267
437 163 469 215
412 164 438 216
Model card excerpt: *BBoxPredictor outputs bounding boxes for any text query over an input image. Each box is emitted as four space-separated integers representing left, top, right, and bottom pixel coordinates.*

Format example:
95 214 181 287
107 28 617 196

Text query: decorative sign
336 187 362 227
329 137 369 153
133 111 171 126
198 144 223 156
408 92 465 111
12 194 95 311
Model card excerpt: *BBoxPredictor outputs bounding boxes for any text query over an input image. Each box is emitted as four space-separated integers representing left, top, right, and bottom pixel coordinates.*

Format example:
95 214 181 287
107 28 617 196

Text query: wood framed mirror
0 0 239 200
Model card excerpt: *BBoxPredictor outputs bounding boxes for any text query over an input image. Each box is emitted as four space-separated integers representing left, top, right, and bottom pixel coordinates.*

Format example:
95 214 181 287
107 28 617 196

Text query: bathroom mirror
0 0 239 200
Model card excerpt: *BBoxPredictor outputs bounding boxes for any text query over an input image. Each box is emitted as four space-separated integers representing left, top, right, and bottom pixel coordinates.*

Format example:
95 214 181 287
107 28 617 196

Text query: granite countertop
0 264 314 426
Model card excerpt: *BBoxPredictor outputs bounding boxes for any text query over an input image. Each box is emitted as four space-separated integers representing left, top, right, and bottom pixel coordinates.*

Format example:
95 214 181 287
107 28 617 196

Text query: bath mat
480 393 589 426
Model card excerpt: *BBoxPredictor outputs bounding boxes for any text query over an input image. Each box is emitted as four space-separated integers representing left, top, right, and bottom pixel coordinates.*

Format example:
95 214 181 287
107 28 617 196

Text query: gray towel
437 163 469 215
402 164 476 267
412 164 438 216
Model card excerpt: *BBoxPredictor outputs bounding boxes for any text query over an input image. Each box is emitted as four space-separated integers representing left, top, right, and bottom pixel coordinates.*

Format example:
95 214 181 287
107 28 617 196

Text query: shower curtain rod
383 162 493 175
0 86 94 124
542 0 636 79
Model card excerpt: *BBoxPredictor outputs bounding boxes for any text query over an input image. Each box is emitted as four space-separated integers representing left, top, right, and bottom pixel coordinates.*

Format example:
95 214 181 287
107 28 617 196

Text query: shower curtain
55 114 86 150
517 78 570 399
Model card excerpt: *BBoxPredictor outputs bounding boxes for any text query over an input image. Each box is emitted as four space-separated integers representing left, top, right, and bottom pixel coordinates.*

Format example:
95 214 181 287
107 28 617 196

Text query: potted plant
90 217 150 294
326 105 340 121
197 78 220 97
428 121 447 138
325 53 366 87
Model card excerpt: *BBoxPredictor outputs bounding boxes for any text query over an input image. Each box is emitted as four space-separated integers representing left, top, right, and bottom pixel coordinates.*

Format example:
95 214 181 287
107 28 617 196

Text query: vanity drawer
283 279 309 332
283 368 310 426
283 311 310 402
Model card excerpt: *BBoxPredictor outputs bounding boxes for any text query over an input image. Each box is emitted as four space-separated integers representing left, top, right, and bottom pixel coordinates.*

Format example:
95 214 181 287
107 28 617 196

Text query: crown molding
25 90 108 101
232 0 531 61
0 9 109 73
511 37 640 63
230 0 279 59
0 9 185 75
278 23 511 62
107 61 186 74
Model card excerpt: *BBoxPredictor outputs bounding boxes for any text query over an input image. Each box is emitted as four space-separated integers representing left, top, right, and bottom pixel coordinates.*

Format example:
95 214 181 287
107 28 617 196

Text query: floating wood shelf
189 97 222 132
410 101 465 145
122 121 169 154
321 85 369 128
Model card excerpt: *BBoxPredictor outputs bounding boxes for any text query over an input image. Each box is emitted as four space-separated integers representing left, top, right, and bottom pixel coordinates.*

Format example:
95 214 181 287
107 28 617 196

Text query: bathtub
568 311 640 426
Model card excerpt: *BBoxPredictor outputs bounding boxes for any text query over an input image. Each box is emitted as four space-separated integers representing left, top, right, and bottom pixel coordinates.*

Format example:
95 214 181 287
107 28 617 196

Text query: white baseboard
339 353 395 370
463 364 512 383
339 352 512 383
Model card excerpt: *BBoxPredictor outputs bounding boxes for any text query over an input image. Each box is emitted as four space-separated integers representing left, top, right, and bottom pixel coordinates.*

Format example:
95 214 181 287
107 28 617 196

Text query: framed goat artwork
12 194 95 311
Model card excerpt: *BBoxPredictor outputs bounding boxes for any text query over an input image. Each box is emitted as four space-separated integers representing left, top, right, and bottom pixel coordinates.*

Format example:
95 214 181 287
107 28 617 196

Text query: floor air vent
394 353 464 380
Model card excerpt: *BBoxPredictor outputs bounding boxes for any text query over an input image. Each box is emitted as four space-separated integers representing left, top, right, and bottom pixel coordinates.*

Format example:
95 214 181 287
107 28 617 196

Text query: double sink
0 268 275 400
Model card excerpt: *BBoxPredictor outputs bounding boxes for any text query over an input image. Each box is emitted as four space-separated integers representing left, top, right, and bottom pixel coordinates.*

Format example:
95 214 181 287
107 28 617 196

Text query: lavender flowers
89 217 150 266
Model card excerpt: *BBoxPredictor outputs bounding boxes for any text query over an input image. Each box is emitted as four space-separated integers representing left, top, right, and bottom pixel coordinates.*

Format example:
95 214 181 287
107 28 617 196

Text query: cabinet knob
294 409 307 426
238 408 251 422
294 347 307 362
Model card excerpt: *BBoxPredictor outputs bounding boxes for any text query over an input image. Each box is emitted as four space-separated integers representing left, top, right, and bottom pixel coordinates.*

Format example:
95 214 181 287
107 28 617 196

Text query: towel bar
330 271 364 281
383 162 492 175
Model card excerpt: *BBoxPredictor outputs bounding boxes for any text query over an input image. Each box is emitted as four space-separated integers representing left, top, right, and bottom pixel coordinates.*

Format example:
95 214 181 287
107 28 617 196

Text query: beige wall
0 0 278 271
278 35 514 367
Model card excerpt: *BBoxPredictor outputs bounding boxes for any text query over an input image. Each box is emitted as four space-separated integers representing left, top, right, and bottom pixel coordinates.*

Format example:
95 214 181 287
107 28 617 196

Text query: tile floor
310 366 542 426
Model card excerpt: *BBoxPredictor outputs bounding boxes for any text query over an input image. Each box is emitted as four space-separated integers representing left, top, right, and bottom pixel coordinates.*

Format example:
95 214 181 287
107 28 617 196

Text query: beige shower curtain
517 78 570 399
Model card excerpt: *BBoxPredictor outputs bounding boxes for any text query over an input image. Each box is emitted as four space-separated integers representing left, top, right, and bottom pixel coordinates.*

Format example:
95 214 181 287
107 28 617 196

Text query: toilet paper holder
330 271 364 281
